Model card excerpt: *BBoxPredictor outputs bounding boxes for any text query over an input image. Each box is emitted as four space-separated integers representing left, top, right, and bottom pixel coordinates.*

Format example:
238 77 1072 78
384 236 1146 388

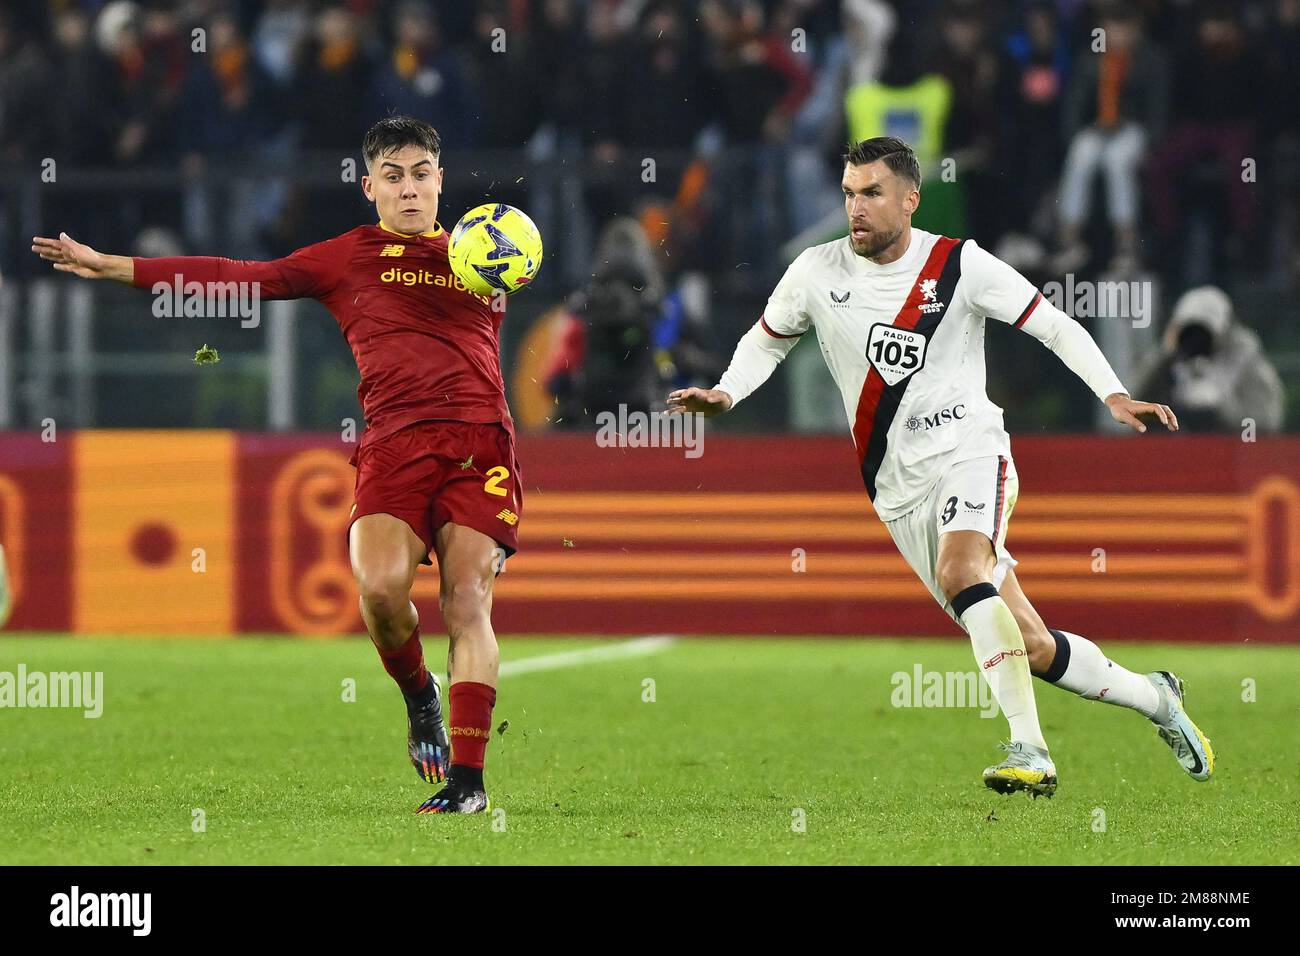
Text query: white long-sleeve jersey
716 229 1127 521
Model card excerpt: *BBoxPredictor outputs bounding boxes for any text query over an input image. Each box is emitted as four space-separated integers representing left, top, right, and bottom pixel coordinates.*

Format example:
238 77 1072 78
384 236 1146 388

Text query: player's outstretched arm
34 230 346 301
964 241 1179 437
1103 392 1179 434
667 318 802 416
666 387 733 417
1019 300 1179 435
31 233 134 283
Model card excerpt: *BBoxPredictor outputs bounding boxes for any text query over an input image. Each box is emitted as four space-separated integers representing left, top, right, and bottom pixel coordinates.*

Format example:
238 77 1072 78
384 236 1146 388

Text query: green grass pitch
0 635 1296 865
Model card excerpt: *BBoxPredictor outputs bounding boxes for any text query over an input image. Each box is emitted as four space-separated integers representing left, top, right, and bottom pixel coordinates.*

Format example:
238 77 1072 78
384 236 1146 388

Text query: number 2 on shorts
483 465 510 497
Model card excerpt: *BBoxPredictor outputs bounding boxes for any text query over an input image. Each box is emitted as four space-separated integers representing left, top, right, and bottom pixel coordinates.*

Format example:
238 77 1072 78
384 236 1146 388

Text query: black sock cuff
952 582 999 619
450 764 484 789
1036 628 1072 683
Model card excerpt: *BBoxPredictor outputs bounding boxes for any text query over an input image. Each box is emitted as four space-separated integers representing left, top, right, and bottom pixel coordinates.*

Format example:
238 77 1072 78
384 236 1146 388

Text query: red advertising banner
0 433 72 631
1 431 1296 642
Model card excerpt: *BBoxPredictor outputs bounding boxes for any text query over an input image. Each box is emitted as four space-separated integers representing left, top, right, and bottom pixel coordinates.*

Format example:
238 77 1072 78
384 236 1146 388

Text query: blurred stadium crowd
0 0 1294 432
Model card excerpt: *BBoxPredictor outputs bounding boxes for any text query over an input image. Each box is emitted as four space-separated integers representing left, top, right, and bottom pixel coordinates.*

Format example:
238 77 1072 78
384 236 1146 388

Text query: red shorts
350 421 522 566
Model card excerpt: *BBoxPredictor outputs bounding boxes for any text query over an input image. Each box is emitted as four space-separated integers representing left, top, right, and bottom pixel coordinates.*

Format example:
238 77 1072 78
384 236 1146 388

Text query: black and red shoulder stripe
852 236 965 502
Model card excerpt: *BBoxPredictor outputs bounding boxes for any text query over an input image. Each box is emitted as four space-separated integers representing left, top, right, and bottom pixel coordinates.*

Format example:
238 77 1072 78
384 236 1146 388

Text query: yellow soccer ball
448 202 543 296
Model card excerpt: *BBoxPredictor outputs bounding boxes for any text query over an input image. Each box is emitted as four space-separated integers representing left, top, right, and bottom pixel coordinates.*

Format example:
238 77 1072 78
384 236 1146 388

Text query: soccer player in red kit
32 116 516 814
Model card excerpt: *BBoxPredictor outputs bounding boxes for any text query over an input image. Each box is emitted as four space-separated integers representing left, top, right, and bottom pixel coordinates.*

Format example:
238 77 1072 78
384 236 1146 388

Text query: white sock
956 584 1048 751
1036 628 1160 718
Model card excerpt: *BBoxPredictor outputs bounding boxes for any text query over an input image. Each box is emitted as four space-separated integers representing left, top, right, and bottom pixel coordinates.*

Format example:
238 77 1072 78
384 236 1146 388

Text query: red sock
448 681 496 770
376 626 430 695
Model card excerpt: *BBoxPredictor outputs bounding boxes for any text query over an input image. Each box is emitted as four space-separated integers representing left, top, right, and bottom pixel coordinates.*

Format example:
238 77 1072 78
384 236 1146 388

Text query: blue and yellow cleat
405 673 449 785
1148 671 1215 782
982 741 1058 798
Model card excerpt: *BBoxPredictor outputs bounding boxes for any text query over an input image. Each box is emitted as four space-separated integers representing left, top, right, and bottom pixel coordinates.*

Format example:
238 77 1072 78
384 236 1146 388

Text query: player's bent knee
439 577 491 629
358 589 407 625
936 558 987 602
355 569 411 623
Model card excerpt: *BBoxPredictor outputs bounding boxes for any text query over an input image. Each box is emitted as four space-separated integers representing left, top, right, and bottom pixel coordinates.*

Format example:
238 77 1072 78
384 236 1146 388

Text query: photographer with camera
1135 285 1285 433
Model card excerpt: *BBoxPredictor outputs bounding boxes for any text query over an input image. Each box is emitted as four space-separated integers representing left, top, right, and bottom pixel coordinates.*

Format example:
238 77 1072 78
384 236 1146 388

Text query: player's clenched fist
666 387 734 417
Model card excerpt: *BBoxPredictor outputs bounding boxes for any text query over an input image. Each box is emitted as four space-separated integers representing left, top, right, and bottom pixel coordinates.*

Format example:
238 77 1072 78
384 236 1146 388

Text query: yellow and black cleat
982 741 1058 799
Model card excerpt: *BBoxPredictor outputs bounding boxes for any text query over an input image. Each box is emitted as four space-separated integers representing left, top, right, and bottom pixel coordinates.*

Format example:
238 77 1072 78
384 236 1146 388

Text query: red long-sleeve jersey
132 221 513 461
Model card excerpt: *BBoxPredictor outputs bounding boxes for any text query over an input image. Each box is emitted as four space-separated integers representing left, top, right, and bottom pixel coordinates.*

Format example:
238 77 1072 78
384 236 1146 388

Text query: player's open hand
1105 393 1179 434
31 232 114 280
666 387 734 417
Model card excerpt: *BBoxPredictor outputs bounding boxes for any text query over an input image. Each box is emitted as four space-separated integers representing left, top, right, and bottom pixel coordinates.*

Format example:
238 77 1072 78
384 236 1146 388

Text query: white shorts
884 455 1019 629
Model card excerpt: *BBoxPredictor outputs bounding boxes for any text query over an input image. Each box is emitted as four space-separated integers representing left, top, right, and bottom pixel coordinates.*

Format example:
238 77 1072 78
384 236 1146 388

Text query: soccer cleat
982 741 1058 798
414 772 490 815
1148 671 1215 782
405 673 449 785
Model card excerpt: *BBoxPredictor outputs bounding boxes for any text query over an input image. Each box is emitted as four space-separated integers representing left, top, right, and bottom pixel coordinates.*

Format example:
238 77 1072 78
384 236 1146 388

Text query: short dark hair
362 115 442 170
843 137 922 188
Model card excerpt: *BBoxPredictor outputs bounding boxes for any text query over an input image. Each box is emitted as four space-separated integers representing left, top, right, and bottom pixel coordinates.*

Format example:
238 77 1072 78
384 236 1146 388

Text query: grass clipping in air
193 344 220 366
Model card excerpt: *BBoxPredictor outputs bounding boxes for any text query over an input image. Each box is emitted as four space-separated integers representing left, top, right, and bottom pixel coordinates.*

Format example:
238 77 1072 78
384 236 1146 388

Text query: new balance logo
379 244 405 257
496 509 518 526
983 649 1027 669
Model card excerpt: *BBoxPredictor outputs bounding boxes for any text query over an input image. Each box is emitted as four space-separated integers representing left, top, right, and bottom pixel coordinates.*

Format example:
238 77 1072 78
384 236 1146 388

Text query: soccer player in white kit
667 137 1214 797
